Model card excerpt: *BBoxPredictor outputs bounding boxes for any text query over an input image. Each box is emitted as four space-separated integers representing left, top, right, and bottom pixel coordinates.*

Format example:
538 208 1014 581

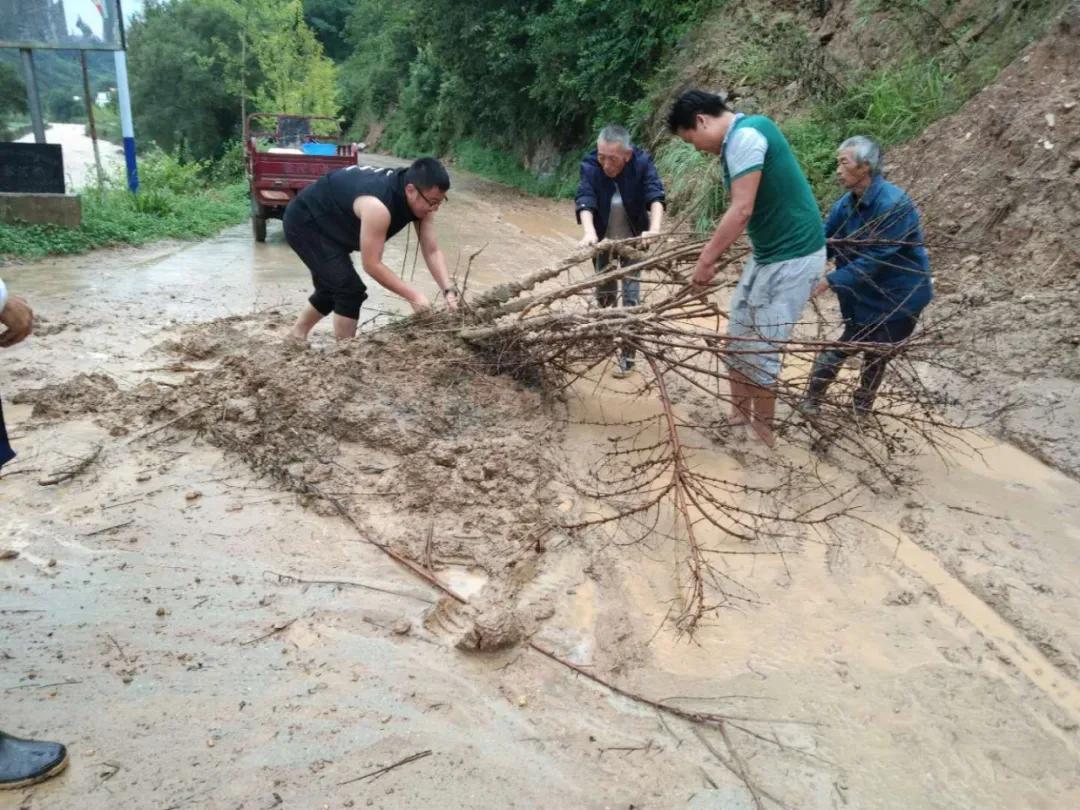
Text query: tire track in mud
885 527 1080 744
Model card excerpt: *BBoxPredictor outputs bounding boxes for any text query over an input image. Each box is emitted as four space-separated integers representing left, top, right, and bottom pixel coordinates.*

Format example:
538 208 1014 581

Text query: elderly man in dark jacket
802 135 933 416
575 124 666 376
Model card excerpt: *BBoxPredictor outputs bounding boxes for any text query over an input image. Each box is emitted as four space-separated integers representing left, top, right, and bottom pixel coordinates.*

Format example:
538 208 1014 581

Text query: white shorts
725 247 826 386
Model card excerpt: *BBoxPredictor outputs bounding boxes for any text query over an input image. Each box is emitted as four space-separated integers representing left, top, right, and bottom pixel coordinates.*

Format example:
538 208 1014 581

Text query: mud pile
12 372 121 419
890 4 1080 474
20 311 567 649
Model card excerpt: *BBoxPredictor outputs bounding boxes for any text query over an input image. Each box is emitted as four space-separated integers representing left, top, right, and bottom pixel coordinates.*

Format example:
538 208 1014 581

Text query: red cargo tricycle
244 113 360 242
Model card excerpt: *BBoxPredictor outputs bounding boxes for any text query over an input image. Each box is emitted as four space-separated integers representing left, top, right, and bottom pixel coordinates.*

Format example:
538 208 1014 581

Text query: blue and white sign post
114 0 138 192
114 50 138 192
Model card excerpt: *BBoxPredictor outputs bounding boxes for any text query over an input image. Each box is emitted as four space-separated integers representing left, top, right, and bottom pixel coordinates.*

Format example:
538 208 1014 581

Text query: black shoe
612 354 636 378
0 731 69 790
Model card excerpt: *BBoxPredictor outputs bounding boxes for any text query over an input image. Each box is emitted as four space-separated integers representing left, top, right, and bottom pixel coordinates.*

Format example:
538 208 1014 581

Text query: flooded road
2 156 1079 808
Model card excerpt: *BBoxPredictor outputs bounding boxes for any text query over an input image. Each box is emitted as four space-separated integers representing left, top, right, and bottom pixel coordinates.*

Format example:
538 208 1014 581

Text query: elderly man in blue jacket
802 135 933 415
576 124 666 376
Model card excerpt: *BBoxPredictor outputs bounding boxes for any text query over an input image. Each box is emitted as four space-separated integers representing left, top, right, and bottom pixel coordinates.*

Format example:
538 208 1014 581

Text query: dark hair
667 90 729 133
404 157 450 192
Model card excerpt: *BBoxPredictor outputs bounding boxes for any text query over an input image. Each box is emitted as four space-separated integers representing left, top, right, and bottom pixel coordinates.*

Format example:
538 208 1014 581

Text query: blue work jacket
825 175 933 325
575 147 666 238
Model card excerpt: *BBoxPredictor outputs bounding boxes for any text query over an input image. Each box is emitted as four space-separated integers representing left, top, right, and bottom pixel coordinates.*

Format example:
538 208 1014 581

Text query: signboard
0 143 65 193
0 0 123 51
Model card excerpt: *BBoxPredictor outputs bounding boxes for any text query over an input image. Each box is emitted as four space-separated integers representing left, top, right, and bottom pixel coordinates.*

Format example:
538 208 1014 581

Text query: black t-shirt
289 165 417 251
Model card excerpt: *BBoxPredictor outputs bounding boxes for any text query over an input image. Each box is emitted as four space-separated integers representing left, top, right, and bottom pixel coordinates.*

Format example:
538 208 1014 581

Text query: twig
337 749 433 786
126 404 211 444
4 678 82 692
107 633 130 664
460 242 488 302
424 521 435 572
103 496 145 511
239 618 297 646
264 571 435 604
38 445 102 486
84 520 134 537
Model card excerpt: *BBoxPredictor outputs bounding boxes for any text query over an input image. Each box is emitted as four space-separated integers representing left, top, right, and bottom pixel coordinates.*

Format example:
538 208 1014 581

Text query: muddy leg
332 313 359 340
748 383 777 447
729 370 754 426
290 304 324 340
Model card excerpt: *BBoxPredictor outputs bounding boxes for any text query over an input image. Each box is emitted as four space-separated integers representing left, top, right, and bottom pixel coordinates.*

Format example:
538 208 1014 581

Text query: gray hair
839 136 883 175
598 124 632 149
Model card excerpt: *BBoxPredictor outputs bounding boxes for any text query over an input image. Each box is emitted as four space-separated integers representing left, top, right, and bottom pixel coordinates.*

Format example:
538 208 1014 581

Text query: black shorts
283 203 367 320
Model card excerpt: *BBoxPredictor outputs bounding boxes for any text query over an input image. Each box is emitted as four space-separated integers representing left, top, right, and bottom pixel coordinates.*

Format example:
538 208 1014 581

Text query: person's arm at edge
0 278 34 348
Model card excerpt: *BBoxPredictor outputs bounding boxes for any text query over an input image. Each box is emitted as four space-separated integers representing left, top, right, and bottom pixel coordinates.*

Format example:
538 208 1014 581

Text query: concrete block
0 192 82 229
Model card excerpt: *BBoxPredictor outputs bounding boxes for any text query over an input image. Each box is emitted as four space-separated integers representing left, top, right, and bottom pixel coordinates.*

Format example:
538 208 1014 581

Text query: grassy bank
0 149 248 260
448 139 579 199
652 0 1067 228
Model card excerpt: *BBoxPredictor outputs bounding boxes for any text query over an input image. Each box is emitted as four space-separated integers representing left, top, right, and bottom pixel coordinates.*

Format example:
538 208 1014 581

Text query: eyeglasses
415 187 447 210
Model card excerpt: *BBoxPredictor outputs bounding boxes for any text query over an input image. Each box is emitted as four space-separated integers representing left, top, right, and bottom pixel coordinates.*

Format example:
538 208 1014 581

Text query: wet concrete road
2 158 1080 809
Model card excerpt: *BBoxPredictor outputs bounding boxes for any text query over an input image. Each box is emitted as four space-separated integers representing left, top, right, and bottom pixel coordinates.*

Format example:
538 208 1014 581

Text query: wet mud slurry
2 155 1079 808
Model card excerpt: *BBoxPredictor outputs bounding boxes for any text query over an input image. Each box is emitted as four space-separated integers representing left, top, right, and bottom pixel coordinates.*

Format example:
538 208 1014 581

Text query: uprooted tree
454 226 979 635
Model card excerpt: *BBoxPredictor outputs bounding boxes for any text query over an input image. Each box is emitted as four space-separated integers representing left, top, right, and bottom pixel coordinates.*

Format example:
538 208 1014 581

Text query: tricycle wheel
251 200 268 242
252 214 267 242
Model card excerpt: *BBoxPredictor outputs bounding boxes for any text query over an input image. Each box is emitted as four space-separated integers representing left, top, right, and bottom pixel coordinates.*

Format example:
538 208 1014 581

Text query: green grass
0 150 249 259
647 0 1067 231
783 57 957 206
449 139 579 199
655 56 971 231
653 139 726 234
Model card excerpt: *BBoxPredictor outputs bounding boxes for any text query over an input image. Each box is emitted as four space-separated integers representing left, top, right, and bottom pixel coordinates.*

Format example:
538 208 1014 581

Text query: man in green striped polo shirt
668 90 825 447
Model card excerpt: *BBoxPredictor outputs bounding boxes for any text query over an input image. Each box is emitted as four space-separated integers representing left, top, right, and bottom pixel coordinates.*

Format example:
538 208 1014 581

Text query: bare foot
748 419 776 448
283 332 308 351
728 408 750 427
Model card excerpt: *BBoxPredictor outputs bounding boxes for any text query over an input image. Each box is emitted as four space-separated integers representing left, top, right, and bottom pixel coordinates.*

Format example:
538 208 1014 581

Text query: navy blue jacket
825 175 933 325
575 147 666 238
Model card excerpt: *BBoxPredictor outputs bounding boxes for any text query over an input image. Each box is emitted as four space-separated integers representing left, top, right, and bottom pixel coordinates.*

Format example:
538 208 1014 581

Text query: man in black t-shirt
284 157 459 340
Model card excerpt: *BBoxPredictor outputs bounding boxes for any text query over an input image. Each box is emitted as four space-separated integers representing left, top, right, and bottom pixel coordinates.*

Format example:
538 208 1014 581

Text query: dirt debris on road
3 135 1080 808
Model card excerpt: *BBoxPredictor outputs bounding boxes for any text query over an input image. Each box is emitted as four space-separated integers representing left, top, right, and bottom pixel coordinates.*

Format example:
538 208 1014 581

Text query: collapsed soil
14 312 566 651
891 5 1080 476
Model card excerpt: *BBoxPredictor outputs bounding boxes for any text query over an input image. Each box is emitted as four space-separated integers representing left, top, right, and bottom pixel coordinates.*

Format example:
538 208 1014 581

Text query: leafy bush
0 150 248 259
449 139 578 198
135 149 211 195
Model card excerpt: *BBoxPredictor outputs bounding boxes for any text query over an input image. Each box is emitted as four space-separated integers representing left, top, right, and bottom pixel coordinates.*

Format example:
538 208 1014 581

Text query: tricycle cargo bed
244 112 360 242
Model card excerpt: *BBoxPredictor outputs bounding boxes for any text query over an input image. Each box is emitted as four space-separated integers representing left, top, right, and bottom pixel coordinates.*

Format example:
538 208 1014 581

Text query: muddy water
3 155 1080 808
551 370 1080 807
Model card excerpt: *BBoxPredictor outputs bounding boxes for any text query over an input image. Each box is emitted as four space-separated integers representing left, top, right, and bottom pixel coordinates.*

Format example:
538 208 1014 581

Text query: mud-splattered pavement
2 157 1079 809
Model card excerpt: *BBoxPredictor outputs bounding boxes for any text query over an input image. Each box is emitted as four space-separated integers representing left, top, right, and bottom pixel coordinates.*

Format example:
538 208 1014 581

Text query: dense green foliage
0 49 115 136
128 0 337 161
336 0 718 157
0 150 248 259
0 62 27 139
5 0 1067 259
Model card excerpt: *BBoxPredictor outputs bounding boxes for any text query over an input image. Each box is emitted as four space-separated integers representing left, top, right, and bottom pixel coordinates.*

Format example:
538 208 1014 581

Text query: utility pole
81 51 105 188
19 48 46 144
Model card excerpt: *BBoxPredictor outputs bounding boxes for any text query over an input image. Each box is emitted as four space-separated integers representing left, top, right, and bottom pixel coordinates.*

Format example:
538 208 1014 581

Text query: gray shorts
725 247 826 386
